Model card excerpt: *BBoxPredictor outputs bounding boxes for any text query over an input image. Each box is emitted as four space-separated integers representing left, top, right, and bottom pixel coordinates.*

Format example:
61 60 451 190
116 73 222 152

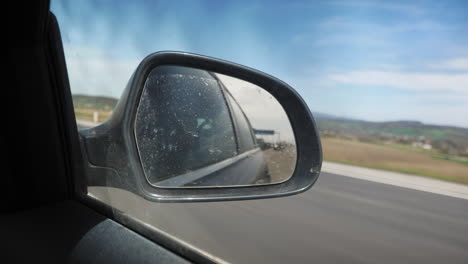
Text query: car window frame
212 73 242 154
45 11 221 263
49 5 319 263
222 87 257 153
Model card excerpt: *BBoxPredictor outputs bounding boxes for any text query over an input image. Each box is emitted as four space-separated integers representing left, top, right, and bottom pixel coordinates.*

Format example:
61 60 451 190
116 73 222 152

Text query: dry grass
322 138 468 184
263 146 297 183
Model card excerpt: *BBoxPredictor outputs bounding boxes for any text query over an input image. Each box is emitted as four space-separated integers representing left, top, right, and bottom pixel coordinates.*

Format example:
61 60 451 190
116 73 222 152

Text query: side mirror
79 51 322 202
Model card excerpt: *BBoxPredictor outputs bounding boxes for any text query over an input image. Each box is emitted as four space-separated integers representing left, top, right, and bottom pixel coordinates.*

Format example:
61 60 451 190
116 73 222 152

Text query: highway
89 171 468 263
80 120 468 263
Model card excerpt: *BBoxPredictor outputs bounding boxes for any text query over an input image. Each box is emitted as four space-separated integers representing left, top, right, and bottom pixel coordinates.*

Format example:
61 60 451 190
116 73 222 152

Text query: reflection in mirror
135 66 296 188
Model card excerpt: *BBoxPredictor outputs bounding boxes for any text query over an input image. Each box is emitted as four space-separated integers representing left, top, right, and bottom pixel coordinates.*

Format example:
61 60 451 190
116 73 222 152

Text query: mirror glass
135 66 296 188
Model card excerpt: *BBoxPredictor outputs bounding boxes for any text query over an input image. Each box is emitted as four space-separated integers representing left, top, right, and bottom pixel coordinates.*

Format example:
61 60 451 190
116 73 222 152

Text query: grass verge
322 138 468 185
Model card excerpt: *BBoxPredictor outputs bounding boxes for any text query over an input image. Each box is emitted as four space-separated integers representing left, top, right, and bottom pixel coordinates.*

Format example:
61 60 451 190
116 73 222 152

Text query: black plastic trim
46 13 88 200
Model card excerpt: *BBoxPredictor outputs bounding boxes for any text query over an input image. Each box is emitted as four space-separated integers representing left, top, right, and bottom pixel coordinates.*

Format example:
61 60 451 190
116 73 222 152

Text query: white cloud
63 45 141 98
328 1 426 16
317 16 448 33
308 16 454 49
328 71 468 93
429 58 468 71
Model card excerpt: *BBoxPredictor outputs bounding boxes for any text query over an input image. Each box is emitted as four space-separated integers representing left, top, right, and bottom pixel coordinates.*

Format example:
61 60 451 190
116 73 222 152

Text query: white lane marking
321 161 468 200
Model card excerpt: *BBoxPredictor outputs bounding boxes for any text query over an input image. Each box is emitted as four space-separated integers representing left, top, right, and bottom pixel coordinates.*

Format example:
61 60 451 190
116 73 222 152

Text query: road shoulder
322 161 468 200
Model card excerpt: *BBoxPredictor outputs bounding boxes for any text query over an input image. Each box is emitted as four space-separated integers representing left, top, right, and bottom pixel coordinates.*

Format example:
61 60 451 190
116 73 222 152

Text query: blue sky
51 0 468 128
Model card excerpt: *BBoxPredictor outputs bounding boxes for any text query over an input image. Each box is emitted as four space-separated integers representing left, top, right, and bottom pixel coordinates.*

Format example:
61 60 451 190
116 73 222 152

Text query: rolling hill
314 112 468 156
72 94 118 111
71 95 468 156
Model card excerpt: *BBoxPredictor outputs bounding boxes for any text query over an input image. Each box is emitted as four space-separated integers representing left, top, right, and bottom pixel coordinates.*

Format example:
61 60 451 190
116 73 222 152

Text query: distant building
412 141 432 150
422 144 432 150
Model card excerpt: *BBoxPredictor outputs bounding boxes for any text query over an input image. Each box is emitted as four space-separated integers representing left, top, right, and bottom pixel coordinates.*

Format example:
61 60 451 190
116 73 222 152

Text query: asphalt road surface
90 171 468 264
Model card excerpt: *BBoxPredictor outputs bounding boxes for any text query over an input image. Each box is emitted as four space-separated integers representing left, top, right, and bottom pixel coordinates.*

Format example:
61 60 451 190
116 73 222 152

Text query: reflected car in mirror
135 66 296 188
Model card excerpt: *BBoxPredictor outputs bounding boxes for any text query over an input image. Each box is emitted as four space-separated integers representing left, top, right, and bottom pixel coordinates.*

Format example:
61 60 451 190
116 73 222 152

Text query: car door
223 88 271 184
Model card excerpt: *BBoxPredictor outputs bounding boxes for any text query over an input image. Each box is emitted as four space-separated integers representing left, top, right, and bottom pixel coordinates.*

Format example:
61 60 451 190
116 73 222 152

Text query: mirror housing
79 51 322 202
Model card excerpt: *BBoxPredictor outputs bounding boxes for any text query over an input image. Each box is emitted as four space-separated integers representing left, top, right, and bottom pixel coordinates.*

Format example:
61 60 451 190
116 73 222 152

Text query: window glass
52 1 468 263
135 66 237 183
